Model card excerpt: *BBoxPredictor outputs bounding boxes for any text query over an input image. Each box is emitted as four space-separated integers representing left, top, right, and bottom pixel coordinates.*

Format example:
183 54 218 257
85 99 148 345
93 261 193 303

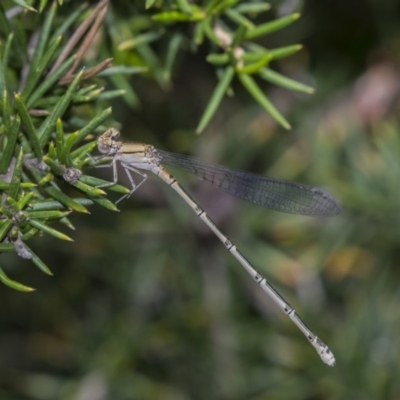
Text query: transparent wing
158 150 340 216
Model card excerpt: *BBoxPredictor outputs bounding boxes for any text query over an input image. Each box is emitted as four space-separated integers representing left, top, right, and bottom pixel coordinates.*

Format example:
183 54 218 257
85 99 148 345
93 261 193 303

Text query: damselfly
94 128 340 366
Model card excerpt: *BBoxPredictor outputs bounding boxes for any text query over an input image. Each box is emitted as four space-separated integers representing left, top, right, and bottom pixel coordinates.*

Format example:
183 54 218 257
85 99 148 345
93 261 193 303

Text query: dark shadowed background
1 0 400 399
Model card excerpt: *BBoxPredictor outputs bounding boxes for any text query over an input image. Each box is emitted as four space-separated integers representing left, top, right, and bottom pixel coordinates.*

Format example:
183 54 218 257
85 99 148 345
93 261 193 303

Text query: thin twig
65 2 109 77
58 58 113 85
47 0 109 76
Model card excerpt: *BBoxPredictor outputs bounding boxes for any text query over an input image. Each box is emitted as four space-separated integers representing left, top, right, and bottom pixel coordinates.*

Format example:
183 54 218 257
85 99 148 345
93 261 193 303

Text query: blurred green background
2 0 400 399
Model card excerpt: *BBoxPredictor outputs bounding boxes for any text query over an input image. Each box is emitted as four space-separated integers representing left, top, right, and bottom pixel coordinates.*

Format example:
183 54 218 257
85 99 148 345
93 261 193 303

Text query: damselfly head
97 128 121 154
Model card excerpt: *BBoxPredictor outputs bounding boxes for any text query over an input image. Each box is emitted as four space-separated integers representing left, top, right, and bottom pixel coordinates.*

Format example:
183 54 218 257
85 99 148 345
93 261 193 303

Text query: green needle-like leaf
43 156 65 176
36 34 63 74
212 0 239 14
11 0 37 12
38 69 83 146
136 44 165 87
207 0 238 14
90 196 119 212
39 0 49 13
18 192 34 209
231 24 248 48
0 220 13 242
34 1 57 60
8 149 24 200
225 8 255 29
258 68 314 94
242 52 269 62
30 198 93 211
0 56 5 111
238 72 291 130
28 219 73 241
5 196 20 212
196 66 235 133
164 33 183 82
2 32 14 71
152 11 202 22
245 13 300 40
26 210 71 219
0 266 35 292
2 89 12 135
97 90 126 101
0 181 36 190
239 54 271 74
22 2 57 99
0 5 12 48
0 116 21 174
9 14 28 65
22 227 40 241
97 66 148 76
44 186 89 213
26 55 75 108
75 84 97 97
28 2 57 68
75 107 112 144
60 216 75 230
193 21 204 46
38 173 54 185
22 35 62 101
48 141 56 159
118 31 164 51
176 0 192 14
206 53 230 65
14 93 43 160
205 0 220 13
109 74 139 108
0 206 14 220
61 132 78 166
23 242 53 275
79 175 130 194
268 44 303 60
202 17 220 45
71 142 97 165
145 0 156 9
235 2 271 14
72 180 105 196
55 118 64 161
